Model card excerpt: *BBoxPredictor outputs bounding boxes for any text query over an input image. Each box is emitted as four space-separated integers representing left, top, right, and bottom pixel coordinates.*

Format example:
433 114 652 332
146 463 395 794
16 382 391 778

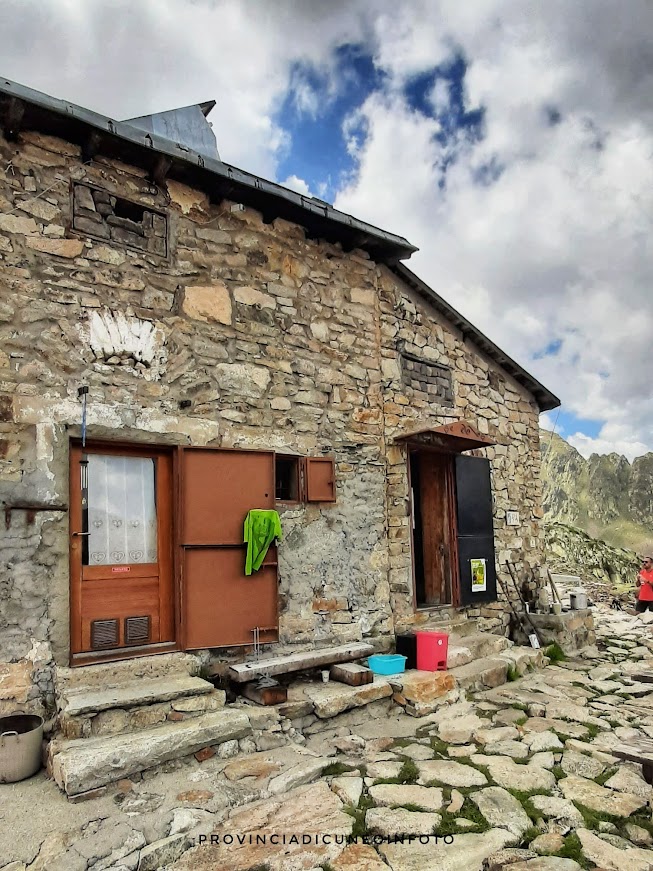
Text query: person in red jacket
636 556 653 612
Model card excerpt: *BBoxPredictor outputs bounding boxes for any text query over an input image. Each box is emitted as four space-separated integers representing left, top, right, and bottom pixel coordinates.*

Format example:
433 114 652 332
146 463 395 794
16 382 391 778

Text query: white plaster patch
82 309 167 378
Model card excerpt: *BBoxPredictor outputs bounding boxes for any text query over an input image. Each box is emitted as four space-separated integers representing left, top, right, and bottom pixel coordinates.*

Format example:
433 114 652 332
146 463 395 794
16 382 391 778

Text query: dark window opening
275 455 301 502
72 182 168 257
112 198 147 224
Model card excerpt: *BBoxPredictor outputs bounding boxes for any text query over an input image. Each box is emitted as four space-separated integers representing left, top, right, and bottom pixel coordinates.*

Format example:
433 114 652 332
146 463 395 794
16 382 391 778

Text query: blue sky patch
551 410 603 441
274 44 383 201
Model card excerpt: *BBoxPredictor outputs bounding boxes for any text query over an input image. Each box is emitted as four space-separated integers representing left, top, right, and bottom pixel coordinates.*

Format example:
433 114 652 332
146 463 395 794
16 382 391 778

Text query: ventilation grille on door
125 615 150 645
91 619 119 649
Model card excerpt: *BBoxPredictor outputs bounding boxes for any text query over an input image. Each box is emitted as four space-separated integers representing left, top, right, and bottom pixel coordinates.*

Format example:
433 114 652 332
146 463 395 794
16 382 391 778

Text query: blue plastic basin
368 654 407 675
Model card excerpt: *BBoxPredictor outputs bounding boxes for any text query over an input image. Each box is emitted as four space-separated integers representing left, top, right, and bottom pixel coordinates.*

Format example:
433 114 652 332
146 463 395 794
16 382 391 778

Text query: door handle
72 531 91 536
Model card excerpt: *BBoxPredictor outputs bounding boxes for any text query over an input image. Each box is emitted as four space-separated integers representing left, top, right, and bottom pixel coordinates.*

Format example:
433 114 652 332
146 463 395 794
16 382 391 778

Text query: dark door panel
457 534 498 606
454 455 494 538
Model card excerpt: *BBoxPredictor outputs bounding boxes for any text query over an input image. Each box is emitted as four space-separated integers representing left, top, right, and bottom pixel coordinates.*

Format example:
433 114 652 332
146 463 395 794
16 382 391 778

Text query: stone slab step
60 675 214 716
447 632 511 669
55 652 201 692
447 657 510 691
50 709 251 796
300 676 393 719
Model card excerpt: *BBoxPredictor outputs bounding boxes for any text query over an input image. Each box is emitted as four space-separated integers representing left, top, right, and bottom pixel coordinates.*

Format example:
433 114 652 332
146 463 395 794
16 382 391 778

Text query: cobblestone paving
3 608 653 870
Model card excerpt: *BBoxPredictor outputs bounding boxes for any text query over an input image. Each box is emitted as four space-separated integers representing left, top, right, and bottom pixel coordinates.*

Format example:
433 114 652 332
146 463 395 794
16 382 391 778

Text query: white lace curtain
86 455 157 565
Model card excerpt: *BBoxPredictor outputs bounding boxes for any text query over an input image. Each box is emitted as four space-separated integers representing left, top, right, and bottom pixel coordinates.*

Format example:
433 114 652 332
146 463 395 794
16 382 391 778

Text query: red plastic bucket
416 631 449 671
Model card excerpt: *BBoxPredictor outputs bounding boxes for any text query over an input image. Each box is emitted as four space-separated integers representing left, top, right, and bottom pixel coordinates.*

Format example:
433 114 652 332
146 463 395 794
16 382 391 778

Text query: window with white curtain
85 455 157 565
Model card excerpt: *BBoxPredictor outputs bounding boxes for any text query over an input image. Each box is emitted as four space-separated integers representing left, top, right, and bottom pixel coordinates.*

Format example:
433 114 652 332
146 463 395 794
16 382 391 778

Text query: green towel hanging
243 509 282 575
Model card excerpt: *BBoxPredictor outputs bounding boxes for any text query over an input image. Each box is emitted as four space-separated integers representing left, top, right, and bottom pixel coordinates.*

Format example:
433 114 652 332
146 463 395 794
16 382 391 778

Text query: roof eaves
0 77 418 263
391 263 561 413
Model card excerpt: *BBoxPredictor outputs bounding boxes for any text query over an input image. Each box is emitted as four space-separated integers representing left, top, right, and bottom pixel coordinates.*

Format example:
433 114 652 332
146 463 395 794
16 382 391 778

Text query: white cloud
280 174 313 196
333 1 653 457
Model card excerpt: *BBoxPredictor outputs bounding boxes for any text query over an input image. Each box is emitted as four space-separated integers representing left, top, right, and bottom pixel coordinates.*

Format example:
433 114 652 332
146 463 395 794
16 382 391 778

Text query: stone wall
0 125 546 712
377 267 547 635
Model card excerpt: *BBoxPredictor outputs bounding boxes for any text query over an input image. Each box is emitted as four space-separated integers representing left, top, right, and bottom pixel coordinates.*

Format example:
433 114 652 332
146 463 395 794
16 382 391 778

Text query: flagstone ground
2 604 653 870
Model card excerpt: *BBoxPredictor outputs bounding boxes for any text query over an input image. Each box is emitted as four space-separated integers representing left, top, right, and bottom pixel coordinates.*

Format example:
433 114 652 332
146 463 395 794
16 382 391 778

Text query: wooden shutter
454 455 498 606
305 456 336 503
180 447 279 649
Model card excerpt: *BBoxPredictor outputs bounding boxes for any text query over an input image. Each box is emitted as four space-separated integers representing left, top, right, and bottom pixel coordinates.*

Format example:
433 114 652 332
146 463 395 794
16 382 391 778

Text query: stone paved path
3 606 653 870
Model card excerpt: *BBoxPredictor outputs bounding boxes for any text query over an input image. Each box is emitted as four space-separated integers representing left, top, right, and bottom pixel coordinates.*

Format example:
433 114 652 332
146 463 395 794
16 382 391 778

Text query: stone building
0 78 559 720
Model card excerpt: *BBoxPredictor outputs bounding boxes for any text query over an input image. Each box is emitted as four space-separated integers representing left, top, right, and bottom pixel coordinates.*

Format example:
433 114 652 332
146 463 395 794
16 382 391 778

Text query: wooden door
70 444 174 657
411 450 455 607
180 447 279 649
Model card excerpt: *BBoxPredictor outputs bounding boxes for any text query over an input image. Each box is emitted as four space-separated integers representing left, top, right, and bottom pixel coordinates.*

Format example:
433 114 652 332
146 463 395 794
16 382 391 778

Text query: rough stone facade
0 125 547 715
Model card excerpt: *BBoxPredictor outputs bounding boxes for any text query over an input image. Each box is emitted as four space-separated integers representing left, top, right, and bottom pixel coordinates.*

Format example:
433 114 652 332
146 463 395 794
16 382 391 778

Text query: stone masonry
0 125 548 714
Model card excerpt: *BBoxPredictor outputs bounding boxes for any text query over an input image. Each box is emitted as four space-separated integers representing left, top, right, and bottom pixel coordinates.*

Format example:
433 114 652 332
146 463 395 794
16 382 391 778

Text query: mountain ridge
539 428 653 554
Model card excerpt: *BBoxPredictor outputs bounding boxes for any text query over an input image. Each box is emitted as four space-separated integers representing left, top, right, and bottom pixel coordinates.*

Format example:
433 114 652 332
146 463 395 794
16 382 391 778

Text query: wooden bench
612 739 653 784
228 642 374 683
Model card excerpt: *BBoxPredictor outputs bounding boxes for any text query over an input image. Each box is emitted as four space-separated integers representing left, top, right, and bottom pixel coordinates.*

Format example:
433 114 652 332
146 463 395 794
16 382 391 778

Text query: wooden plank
228 642 374 682
241 682 287 706
330 663 373 686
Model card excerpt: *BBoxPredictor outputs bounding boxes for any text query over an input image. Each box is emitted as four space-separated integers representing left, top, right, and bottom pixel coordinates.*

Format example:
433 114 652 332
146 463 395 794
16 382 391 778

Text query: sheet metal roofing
0 77 560 411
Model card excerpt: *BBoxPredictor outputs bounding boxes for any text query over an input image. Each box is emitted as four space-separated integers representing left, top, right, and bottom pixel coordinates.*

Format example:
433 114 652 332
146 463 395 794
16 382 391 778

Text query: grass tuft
520 826 541 846
556 832 592 869
594 766 618 786
551 764 567 781
545 642 567 663
506 664 520 682
321 762 357 777
573 801 622 830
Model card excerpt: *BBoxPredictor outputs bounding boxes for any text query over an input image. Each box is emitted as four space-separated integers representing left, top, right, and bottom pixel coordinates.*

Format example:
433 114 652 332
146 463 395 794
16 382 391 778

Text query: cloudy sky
1 0 652 460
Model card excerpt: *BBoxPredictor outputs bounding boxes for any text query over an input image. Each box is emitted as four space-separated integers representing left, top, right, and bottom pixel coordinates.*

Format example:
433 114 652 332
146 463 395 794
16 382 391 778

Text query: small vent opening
91 619 119 649
125 615 151 645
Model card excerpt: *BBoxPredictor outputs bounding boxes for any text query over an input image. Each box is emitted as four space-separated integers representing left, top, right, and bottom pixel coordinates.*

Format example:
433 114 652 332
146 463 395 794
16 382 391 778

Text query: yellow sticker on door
471 558 487 592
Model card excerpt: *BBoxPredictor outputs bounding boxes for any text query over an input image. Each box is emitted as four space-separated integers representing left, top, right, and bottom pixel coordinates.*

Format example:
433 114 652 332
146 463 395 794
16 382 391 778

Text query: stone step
447 656 510 691
49 709 252 796
413 612 477 638
447 632 511 669
55 652 201 692
60 675 214 716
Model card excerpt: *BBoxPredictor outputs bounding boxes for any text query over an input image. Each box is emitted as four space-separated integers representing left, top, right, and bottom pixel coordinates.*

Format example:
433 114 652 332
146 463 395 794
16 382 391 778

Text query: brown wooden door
70 444 174 656
180 447 278 649
412 450 455 607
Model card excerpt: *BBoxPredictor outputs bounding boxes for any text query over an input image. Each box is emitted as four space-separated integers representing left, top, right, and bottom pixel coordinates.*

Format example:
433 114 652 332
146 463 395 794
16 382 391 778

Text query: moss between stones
428 736 450 757
343 793 374 839
573 801 623 830
551 764 567 781
505 789 548 823
520 826 541 847
321 762 358 777
555 832 592 869
436 797 490 836
371 758 420 787
506 665 520 682
594 766 619 786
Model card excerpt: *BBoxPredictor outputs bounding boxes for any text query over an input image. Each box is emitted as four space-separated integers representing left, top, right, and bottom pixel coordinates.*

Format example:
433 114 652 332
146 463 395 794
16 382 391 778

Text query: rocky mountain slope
544 521 640 601
540 429 653 554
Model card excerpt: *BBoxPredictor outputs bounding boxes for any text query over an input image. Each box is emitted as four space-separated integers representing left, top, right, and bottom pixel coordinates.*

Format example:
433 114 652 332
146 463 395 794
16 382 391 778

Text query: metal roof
0 76 559 412
0 77 417 261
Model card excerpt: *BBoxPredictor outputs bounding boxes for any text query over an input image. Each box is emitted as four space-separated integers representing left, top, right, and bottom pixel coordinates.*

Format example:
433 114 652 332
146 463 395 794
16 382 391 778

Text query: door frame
68 439 179 666
407 444 461 611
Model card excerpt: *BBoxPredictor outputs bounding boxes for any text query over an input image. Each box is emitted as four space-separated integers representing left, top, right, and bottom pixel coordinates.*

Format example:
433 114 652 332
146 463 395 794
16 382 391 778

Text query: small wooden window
275 455 301 502
305 456 336 503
